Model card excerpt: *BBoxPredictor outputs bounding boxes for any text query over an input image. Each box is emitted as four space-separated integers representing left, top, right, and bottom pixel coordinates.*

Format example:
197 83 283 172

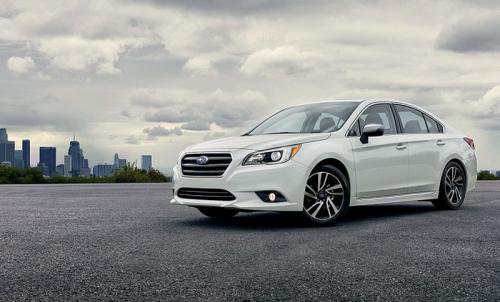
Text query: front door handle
437 140 446 146
396 143 407 150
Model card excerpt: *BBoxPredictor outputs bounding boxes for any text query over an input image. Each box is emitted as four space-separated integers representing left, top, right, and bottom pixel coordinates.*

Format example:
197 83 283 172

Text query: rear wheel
302 165 350 225
197 207 239 219
432 161 466 210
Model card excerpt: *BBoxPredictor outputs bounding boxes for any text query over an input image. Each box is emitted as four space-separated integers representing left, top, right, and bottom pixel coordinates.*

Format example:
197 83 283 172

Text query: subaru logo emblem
196 155 209 165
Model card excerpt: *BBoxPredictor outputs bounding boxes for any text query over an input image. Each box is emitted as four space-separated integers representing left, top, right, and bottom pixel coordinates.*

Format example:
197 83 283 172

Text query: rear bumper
465 152 477 192
170 151 308 212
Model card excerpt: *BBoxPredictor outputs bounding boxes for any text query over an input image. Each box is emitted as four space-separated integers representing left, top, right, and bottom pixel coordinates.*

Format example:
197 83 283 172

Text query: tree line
0 163 170 184
477 170 499 181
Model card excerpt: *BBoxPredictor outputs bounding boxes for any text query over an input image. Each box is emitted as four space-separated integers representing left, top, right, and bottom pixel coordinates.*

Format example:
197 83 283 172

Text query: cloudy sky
1 0 500 171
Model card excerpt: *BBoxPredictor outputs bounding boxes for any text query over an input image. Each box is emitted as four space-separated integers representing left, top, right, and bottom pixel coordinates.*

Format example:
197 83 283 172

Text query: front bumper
170 149 308 212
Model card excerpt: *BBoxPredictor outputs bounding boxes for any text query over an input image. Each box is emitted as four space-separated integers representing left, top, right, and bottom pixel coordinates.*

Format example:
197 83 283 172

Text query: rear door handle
396 143 407 150
437 140 446 146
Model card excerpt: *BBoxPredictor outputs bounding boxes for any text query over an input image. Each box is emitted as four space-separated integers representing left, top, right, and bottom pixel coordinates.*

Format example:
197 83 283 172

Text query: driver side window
348 104 397 136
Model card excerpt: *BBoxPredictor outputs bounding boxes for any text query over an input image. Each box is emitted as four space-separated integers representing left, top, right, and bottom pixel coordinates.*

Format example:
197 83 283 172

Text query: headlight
243 144 302 166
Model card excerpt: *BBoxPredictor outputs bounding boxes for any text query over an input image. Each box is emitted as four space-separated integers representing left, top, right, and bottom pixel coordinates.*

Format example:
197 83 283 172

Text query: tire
197 207 239 219
432 161 467 210
302 165 350 225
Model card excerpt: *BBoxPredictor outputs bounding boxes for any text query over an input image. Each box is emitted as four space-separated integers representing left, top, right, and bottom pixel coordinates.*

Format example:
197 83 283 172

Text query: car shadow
175 202 437 230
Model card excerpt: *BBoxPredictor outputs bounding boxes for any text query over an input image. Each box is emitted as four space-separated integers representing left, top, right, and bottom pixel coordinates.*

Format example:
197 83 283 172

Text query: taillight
463 137 475 150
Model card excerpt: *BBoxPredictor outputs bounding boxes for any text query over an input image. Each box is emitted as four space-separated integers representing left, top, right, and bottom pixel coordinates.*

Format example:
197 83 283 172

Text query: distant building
0 128 7 141
64 155 72 177
93 164 113 177
56 164 65 176
0 128 15 165
1 161 12 166
118 159 126 168
141 155 152 171
68 140 84 176
39 147 56 176
0 141 15 165
22 139 30 168
496 171 500 178
113 153 127 170
80 157 90 176
14 150 24 169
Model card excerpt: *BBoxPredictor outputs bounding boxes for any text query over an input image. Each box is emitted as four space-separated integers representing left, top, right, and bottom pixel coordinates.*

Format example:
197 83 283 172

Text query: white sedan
171 99 477 225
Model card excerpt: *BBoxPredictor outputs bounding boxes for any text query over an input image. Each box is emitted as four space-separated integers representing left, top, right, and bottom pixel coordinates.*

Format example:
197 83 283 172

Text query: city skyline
1 127 156 175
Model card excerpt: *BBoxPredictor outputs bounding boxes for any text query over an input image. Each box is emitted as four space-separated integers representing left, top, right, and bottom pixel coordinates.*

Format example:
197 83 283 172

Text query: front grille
181 153 232 177
177 188 236 201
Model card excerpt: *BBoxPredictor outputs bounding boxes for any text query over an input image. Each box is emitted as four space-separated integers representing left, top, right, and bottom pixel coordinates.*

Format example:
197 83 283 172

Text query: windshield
247 102 360 135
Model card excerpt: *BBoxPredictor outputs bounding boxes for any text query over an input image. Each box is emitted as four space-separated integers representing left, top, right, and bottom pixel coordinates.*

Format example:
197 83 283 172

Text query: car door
393 104 442 194
348 103 409 200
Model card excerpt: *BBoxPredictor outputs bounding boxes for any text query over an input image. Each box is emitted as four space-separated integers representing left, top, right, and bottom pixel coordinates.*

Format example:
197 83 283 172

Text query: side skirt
352 191 437 206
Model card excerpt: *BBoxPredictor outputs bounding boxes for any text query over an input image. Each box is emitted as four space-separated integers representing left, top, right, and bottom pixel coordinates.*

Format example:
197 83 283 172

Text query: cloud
125 135 140 144
131 90 192 108
6 56 35 75
141 88 268 130
121 110 134 118
182 57 216 75
140 0 314 15
143 126 183 137
240 46 324 76
33 71 50 80
181 120 211 131
435 12 500 53
37 37 125 73
466 84 500 130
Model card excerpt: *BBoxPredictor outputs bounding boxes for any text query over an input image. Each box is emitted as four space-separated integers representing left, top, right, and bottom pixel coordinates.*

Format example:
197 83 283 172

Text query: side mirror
360 123 384 144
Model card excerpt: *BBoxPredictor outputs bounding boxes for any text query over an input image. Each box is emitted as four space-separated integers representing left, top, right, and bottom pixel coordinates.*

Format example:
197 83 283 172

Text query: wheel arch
311 158 351 188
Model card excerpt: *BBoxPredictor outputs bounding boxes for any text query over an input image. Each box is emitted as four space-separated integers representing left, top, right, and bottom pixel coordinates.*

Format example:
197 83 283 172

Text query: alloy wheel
444 166 465 204
303 171 345 221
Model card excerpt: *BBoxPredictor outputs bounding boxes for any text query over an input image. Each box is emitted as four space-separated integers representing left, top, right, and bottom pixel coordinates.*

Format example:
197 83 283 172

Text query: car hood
186 133 331 152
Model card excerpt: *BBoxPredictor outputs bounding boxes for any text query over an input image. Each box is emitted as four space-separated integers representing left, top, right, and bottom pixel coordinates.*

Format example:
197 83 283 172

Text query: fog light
268 192 276 202
255 191 286 203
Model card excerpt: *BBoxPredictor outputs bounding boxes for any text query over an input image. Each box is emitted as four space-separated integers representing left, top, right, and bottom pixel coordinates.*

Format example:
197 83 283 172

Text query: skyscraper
141 155 152 171
39 147 56 176
0 128 7 141
113 153 127 170
80 158 91 177
22 139 30 168
0 129 15 165
0 141 15 164
68 140 84 176
64 155 72 177
14 150 24 169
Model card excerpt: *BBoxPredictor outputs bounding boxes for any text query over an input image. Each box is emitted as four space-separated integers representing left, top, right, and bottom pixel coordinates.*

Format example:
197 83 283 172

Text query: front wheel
197 207 239 219
432 161 467 210
302 165 350 225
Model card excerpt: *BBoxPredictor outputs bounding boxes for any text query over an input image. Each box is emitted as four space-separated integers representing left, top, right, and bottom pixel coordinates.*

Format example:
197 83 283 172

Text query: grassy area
0 164 170 184
477 170 499 181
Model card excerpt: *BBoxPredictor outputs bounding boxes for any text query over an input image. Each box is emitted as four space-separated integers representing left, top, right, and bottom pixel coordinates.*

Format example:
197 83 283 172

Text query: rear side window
423 114 440 134
394 105 428 134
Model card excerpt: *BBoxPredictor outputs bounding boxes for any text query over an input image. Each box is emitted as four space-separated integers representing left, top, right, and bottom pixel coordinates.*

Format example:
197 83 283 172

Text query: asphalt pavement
0 182 499 301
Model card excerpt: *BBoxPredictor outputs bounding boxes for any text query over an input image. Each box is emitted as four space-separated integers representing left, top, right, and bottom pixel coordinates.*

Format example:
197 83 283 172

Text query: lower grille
177 188 236 201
